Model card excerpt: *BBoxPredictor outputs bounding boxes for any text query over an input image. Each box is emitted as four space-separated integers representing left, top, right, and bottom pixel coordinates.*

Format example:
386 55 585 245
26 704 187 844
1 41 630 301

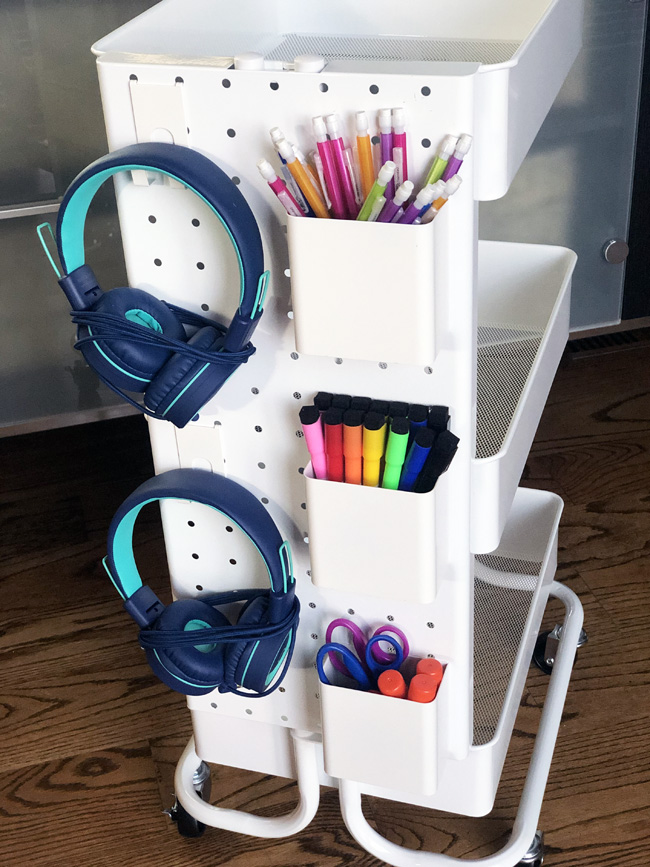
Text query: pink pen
377 180 413 223
392 107 408 186
324 113 358 218
442 133 473 181
299 404 328 480
378 108 395 201
257 159 304 217
313 116 346 220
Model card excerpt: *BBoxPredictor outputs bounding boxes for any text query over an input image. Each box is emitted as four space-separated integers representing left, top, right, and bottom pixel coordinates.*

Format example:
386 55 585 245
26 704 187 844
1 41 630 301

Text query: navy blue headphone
49 142 268 428
104 468 299 697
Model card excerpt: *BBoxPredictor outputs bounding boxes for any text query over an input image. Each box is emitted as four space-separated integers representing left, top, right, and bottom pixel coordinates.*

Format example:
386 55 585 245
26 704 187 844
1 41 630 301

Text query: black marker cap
370 399 390 416
388 401 409 420
299 404 320 426
408 404 429 425
322 407 343 427
390 416 410 436
343 409 364 427
350 395 372 412
363 411 386 431
314 391 333 412
428 405 450 433
331 393 352 410
414 430 459 493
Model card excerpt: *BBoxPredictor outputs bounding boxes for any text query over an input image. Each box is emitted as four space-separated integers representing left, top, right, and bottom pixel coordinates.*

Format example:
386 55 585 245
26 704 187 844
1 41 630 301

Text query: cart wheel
165 760 211 838
516 830 545 866
532 625 588 675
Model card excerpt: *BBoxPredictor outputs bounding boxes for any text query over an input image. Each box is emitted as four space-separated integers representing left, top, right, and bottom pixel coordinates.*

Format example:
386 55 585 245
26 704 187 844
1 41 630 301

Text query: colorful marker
256 159 304 217
355 111 375 199
357 161 396 221
382 417 410 489
362 411 387 487
342 409 364 485
277 138 330 219
424 135 457 186
414 429 459 494
408 672 441 703
323 408 344 482
378 109 395 200
325 113 359 218
392 107 408 186
398 427 436 492
442 133 473 181
299 404 327 480
377 180 413 224
312 116 345 219
378 669 407 699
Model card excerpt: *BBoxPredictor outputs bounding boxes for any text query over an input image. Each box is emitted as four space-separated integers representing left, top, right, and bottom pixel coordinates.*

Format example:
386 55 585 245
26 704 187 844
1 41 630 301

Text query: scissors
317 619 410 690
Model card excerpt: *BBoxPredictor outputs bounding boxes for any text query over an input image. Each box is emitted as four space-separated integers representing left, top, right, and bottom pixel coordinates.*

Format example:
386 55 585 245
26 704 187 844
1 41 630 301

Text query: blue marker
399 428 436 492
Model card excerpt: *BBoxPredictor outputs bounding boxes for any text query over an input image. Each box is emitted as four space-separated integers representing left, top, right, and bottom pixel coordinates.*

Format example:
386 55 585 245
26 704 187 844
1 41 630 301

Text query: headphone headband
106 468 293 601
56 142 264 318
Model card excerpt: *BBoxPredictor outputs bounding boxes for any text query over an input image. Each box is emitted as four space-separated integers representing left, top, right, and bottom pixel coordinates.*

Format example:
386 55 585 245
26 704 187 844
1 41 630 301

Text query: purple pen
324 114 358 218
398 184 439 225
378 108 395 201
377 180 413 223
442 133 473 181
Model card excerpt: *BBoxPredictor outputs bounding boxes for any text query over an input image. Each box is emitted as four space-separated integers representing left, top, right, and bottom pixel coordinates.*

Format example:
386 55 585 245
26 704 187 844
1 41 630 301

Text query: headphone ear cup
145 599 229 696
78 287 186 393
225 596 293 694
144 325 227 427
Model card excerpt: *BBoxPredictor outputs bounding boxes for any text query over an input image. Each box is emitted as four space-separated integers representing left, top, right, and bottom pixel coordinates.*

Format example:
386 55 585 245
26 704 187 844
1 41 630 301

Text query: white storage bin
470 241 576 554
304 465 436 604
287 216 435 365
93 0 583 201
320 664 447 795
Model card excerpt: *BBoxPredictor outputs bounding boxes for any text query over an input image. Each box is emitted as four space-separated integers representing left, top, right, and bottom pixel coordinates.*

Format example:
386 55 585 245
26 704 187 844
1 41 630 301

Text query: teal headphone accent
48 142 268 428
104 468 300 698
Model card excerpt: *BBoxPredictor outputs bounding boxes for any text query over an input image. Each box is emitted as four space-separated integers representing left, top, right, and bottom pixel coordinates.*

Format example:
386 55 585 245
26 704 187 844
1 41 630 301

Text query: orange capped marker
378 669 407 699
408 673 441 703
416 658 444 683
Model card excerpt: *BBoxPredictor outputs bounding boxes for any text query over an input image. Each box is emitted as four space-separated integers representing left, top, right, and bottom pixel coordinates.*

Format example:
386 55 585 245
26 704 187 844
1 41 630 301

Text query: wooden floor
1 342 649 866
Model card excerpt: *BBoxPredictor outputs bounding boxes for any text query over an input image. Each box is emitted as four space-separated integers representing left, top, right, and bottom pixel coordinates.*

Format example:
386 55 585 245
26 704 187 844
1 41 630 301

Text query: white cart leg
339 581 583 867
174 728 321 837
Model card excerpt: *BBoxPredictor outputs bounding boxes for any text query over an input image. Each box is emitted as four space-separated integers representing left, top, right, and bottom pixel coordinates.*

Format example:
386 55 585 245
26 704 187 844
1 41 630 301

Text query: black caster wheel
516 830 544 866
165 760 211 838
532 625 588 675
168 798 206 838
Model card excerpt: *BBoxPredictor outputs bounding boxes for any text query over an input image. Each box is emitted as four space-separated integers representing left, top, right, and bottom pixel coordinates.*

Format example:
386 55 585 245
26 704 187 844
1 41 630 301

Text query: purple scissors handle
370 625 410 664
325 618 368 676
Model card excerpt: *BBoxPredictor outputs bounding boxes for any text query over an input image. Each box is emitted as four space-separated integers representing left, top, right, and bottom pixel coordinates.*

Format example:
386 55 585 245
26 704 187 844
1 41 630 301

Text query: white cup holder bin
304 464 437 604
319 660 447 795
287 215 436 366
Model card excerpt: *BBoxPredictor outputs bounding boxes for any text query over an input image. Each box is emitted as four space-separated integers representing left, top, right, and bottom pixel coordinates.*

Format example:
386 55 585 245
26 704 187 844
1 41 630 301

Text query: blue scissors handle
364 634 404 676
317 642 371 690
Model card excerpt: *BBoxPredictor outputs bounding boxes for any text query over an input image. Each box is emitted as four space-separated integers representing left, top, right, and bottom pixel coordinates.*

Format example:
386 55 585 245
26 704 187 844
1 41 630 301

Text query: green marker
381 417 410 489
357 160 396 221
424 135 456 186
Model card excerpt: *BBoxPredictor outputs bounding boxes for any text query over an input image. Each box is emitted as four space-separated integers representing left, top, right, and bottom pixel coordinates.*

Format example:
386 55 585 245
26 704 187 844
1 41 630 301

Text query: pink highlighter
257 158 304 217
299 404 328 480
312 116 347 220
391 107 408 186
378 108 395 201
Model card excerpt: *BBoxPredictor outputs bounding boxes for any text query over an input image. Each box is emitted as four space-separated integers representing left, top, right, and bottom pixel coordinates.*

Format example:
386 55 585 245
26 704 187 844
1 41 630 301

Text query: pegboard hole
175 76 184 83
422 138 432 148
129 74 138 81
148 215 156 224
225 526 233 532
255 425 263 432
427 622 435 629
188 521 195 527
232 176 241 185
301 503 306 510
309 602 316 609
371 135 380 146
335 358 343 365
192 553 199 560
258 462 266 469
196 262 205 270
379 362 388 369
227 128 236 138
287 311 294 319
192 218 200 227
290 352 299 360
293 392 302 400
261 497 269 505
347 609 355 615
311 634 318 640
425 366 433 375
421 85 431 96
319 83 328 92
251 387 260 395
369 84 379 94
154 258 162 266
279 687 286 693
270 82 279 91
281 715 288 722
245 709 253 715
196 584 203 591
210 702 218 709
229 559 237 565
201 303 209 311
222 78 231 88
386 615 395 622
298 467 304 474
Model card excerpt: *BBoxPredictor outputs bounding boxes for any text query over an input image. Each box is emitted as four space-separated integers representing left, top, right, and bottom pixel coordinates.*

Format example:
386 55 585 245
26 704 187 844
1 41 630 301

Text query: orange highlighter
342 409 364 485
362 411 387 487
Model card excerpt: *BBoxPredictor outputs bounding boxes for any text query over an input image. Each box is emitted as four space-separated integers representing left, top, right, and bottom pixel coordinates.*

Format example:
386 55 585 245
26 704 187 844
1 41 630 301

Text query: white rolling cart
92 2 586 864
